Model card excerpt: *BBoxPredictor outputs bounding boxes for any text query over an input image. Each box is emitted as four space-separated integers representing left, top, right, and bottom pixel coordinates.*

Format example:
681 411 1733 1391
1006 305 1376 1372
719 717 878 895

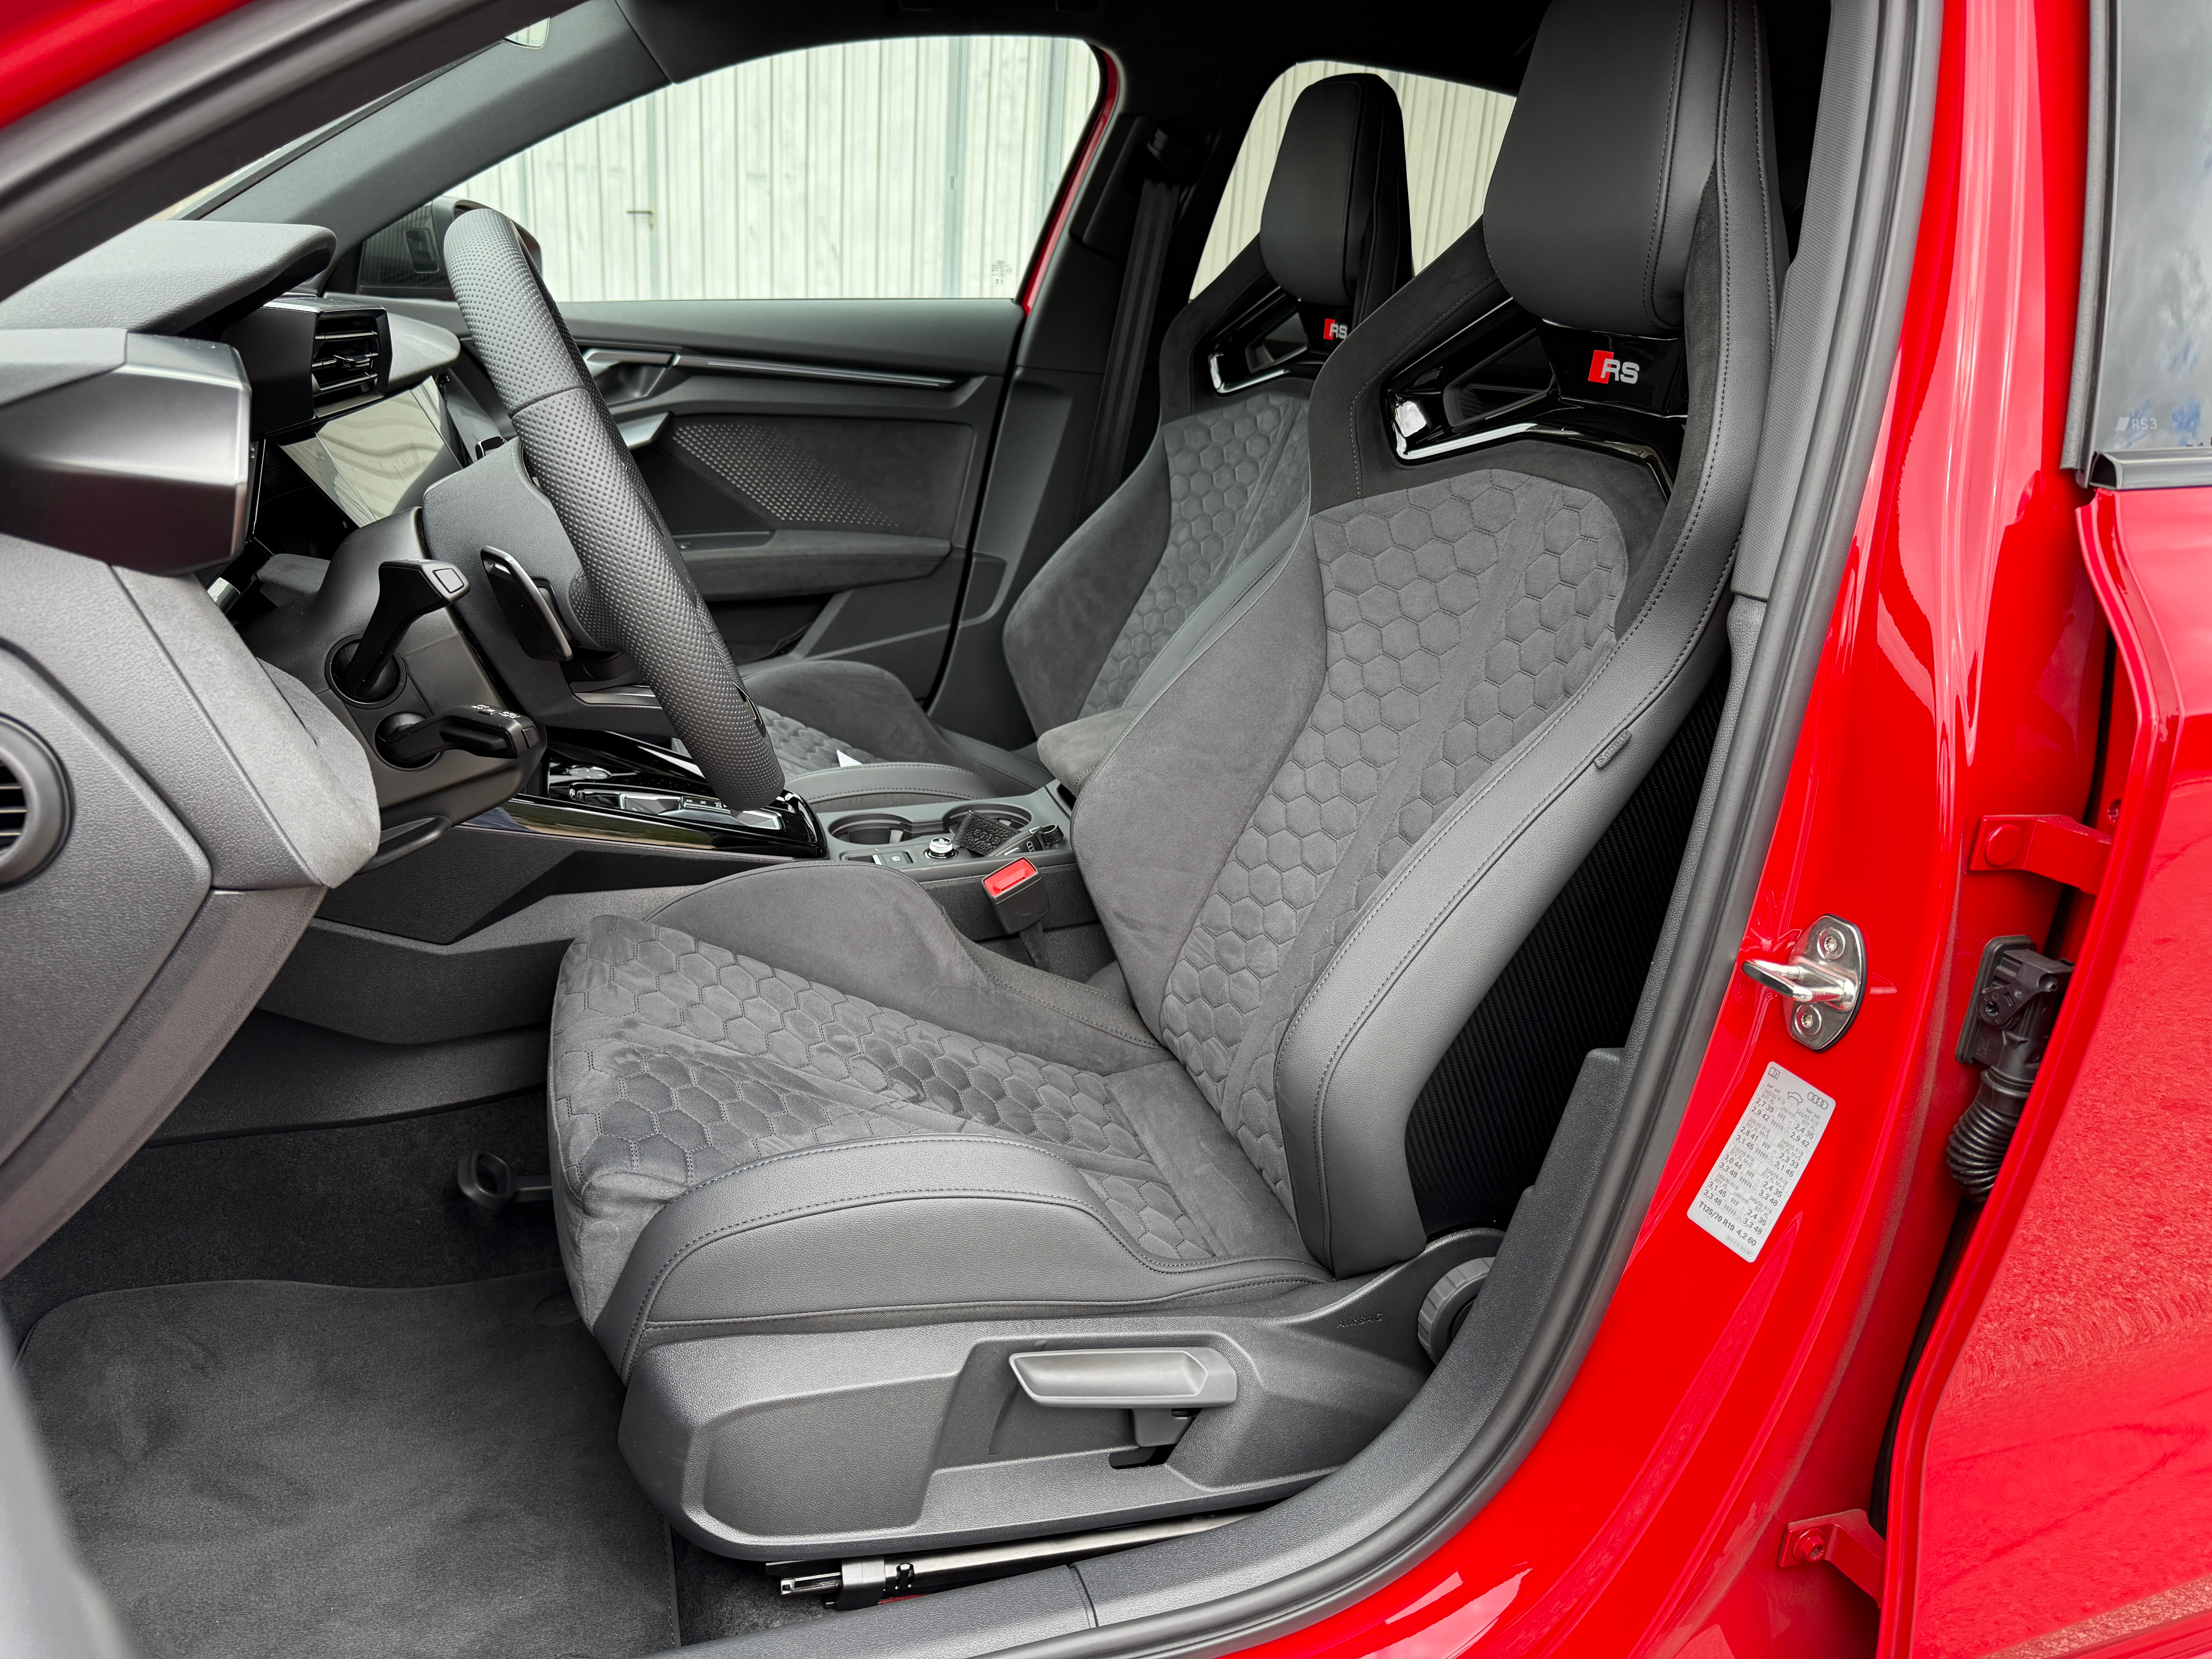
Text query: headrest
1484 0 1727 335
1260 74 1412 325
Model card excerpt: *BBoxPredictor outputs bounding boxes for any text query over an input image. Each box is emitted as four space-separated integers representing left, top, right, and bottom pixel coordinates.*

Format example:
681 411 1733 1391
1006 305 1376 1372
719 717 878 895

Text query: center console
524 728 1095 957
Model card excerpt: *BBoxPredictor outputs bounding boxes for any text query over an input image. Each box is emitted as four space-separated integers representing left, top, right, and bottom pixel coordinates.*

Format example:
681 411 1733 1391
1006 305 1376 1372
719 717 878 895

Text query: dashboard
0 213 820 866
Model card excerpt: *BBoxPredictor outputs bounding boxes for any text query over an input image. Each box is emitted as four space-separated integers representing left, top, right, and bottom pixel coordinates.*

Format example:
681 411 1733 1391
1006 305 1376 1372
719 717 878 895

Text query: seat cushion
550 864 1322 1372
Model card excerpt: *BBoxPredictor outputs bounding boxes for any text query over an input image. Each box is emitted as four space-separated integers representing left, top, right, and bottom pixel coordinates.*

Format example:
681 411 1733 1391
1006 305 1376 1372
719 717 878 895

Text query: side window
1190 61 1514 298
2067 4 2212 483
362 36 1101 302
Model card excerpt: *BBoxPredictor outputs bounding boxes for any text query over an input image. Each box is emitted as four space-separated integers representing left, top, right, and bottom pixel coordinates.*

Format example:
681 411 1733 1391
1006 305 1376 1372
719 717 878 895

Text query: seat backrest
1074 0 1781 1277
1003 74 1412 738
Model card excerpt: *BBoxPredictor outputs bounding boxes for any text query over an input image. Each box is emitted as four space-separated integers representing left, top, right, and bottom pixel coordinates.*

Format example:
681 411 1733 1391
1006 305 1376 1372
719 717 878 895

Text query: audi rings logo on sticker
1587 348 1641 385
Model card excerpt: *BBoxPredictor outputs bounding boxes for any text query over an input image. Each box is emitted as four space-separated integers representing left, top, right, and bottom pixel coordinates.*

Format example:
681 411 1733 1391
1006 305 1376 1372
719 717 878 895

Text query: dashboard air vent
0 761 22 857
0 718 68 886
309 310 385 418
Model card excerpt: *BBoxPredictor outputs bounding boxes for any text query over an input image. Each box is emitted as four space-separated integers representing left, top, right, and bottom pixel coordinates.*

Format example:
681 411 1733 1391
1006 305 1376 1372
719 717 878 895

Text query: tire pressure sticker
1687 1061 1836 1262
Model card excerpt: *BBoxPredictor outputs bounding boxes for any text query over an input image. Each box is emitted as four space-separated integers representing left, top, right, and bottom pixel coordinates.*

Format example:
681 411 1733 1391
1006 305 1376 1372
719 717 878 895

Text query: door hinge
1969 813 2111 892
1779 1508 1886 1601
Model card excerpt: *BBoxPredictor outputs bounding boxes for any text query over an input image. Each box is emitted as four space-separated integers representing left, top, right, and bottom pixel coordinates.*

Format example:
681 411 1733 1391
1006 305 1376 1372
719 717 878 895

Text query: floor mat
20 1272 678 1659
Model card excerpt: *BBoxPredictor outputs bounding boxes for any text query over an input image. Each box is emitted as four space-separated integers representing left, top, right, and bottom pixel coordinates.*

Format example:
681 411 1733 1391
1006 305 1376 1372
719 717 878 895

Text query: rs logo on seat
1587 349 1641 385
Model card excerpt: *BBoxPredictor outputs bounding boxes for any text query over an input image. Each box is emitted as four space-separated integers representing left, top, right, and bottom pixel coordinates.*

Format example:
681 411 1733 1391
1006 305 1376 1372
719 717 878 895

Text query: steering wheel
441 208 786 810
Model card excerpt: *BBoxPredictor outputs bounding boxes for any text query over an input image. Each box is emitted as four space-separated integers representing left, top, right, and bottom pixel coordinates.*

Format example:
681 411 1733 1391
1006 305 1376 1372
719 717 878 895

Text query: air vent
0 719 68 886
0 762 23 855
309 310 385 418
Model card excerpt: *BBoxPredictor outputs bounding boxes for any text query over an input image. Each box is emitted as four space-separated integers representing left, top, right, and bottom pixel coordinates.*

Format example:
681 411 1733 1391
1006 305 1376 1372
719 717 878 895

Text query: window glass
2080 1 2212 464
1191 62 1514 297
442 37 1099 302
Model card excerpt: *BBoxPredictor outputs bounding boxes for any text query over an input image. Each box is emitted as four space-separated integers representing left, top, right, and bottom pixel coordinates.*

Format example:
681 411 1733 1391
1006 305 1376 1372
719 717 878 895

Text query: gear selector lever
333 560 471 701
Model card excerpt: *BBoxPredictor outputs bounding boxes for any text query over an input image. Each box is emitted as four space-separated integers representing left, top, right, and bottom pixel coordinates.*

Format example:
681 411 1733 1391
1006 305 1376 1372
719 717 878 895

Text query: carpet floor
20 1272 679 1659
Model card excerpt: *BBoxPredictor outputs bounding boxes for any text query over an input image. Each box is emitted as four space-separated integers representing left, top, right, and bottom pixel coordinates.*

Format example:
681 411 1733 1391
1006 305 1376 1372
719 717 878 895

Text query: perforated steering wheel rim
442 207 786 810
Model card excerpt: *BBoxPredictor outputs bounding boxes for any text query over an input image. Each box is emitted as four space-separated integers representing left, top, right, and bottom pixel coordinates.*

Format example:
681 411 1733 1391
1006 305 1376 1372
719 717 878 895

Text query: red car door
1887 2 2212 1655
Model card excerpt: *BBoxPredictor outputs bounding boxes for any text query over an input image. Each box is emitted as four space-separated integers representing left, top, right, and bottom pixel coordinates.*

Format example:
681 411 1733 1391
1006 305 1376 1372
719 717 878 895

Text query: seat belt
1076 173 1179 519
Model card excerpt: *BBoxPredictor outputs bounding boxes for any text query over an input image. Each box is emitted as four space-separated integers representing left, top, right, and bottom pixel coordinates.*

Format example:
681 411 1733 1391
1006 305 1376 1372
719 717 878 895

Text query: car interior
0 0 1923 1651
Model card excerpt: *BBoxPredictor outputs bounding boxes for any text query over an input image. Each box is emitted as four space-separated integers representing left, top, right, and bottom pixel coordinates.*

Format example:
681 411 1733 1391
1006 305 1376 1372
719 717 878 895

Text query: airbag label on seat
1688 1061 1836 1262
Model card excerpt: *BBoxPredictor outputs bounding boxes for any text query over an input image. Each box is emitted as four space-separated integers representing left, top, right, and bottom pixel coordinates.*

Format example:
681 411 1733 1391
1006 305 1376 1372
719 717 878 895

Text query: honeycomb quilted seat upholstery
736 74 1406 796
546 0 1781 1368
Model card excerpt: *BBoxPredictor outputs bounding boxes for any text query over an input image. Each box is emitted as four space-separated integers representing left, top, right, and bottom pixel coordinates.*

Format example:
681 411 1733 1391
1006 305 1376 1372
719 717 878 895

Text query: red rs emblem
1587 349 1642 385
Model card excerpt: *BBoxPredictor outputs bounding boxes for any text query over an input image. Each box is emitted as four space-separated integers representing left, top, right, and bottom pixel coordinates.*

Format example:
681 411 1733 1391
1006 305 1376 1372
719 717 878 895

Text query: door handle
1743 915 1866 1050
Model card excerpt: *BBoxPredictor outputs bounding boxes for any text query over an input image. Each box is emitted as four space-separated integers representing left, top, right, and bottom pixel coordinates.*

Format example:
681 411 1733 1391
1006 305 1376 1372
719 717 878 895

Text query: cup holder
830 814 913 845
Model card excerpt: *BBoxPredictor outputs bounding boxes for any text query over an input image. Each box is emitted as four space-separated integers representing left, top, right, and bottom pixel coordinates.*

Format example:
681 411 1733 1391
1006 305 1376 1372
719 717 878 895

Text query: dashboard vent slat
0 721 69 886
308 310 385 419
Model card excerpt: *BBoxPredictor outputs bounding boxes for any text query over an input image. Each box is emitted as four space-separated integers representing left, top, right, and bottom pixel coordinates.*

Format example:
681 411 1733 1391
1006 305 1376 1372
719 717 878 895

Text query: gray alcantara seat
551 0 1778 1563
747 72 1412 805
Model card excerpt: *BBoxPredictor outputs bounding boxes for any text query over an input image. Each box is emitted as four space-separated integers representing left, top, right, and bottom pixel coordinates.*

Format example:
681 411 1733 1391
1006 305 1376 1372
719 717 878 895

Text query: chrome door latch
1742 914 1865 1051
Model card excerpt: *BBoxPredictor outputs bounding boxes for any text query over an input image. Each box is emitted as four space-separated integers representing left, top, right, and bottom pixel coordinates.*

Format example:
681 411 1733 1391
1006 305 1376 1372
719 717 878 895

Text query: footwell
20 1272 677 1659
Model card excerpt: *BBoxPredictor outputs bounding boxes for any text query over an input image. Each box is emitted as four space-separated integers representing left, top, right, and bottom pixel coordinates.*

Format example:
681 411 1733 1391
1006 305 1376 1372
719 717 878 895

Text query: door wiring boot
1946 938 2073 1199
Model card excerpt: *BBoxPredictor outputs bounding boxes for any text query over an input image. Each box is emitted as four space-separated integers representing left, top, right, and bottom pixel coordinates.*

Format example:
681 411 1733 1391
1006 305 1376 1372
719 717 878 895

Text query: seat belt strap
1077 175 1178 519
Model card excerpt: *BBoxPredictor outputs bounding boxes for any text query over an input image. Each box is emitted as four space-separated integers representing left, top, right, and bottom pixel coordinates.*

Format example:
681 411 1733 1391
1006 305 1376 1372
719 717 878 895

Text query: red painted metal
0 0 246 133
1779 1511 1887 1604
1235 0 2101 1653
1884 488 2212 1659
1018 50 1118 316
1968 813 2112 891
11 1 2205 1657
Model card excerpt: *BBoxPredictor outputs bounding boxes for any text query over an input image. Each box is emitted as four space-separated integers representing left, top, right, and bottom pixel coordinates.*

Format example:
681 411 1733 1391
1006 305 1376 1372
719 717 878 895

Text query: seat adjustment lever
1010 1346 1238 1456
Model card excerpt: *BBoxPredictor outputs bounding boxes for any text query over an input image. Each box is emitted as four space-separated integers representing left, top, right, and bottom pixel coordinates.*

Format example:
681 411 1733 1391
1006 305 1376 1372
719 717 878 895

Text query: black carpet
1 1094 562 1337
20 1272 678 1659
674 1539 833 1644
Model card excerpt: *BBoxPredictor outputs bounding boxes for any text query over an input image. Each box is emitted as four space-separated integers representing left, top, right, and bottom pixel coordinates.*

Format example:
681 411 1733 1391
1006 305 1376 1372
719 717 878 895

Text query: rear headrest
1484 0 1727 335
1260 74 1412 325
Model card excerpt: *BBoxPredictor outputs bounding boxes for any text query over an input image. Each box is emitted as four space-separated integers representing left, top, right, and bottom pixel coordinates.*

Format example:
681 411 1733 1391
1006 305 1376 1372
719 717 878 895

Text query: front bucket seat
550 0 1778 1560
744 72 1412 804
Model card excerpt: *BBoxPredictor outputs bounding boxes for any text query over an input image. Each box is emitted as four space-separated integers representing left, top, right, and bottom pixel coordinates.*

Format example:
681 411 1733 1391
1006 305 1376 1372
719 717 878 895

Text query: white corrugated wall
1192 63 1514 295
452 46 1509 306
458 38 1099 301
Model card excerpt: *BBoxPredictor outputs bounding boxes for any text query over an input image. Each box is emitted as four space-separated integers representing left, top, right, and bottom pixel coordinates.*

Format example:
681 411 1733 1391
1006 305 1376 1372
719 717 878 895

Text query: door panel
592 310 1013 694
376 292 1020 698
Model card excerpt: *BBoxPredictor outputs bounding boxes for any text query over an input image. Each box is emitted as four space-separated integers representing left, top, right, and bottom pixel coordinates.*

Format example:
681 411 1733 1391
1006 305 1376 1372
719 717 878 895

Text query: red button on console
984 858 1038 898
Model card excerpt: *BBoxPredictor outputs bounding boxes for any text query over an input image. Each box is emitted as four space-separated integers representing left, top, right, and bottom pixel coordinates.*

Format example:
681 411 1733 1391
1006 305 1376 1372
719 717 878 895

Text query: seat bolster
1277 621 1729 1276
594 1137 1326 1374
782 760 1002 809
740 657 974 771
1003 440 1173 733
